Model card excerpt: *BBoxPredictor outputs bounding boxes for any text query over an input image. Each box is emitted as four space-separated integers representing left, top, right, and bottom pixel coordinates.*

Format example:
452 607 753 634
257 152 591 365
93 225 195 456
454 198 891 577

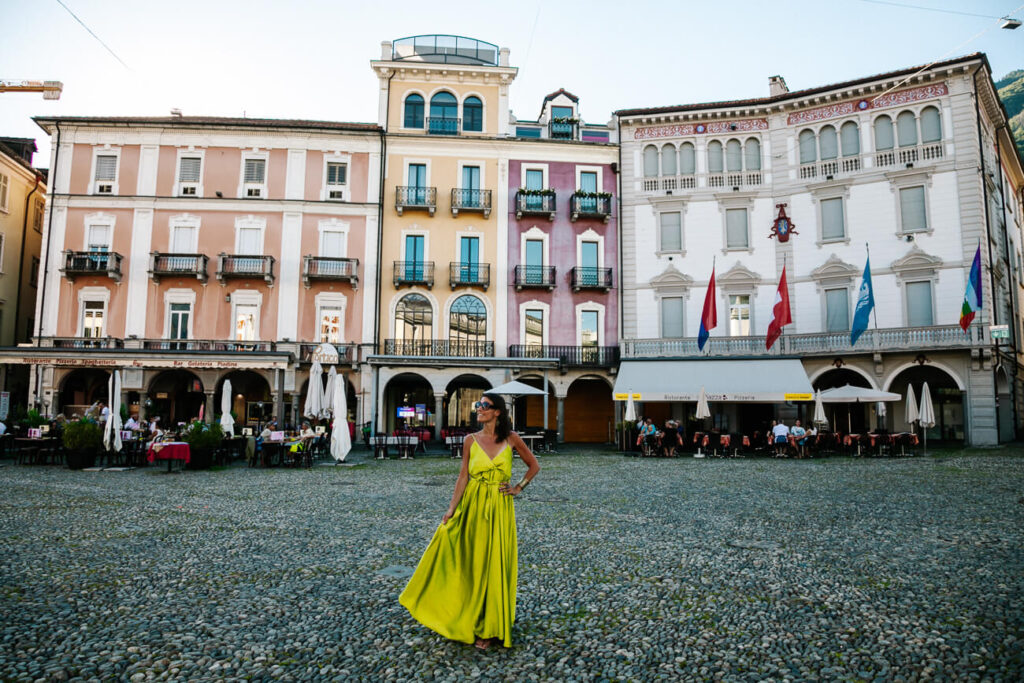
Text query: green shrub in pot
62 418 103 469
182 421 224 469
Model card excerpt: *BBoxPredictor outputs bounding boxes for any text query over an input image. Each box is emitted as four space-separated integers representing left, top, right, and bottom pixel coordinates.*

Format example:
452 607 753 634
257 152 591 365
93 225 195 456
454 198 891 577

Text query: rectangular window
899 186 927 233
235 304 258 341
660 212 682 251
94 154 117 193
243 158 266 197
824 288 848 332
319 306 342 343
171 225 196 253
0 173 8 211
320 230 346 258
169 303 191 340
82 301 105 338
579 171 597 193
525 309 544 346
408 163 427 204
661 297 684 338
525 239 544 284
551 106 574 119
404 234 424 280
906 281 933 327
516 127 542 138
729 294 750 336
326 162 347 200
460 236 479 281
525 169 543 190
821 197 845 240
88 224 111 251
237 227 261 254
580 310 599 348
178 156 201 195
33 198 44 231
725 208 749 249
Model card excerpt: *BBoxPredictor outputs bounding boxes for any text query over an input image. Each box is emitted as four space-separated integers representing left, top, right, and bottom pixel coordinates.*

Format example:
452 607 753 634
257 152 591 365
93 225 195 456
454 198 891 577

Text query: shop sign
311 342 340 364
613 393 641 401
990 325 1009 340
784 393 814 401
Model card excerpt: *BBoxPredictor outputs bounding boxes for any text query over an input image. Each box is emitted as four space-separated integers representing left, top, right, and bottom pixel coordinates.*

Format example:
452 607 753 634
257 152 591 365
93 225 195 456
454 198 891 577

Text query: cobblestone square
2 451 1022 681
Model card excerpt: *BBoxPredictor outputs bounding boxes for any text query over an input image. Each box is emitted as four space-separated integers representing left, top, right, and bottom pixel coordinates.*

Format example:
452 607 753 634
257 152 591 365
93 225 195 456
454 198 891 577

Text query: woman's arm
501 432 541 497
442 435 473 523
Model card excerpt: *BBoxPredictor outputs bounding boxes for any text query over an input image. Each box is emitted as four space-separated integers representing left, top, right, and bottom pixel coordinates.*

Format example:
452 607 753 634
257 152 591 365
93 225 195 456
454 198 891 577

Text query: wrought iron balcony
449 262 490 290
150 252 209 283
61 250 124 283
395 186 437 216
303 256 359 288
142 339 275 352
570 266 613 291
383 339 494 357
514 265 556 290
549 120 578 140
216 254 275 285
451 188 491 218
393 261 434 288
515 191 556 220
39 336 124 349
570 194 612 222
510 344 620 368
621 324 987 359
426 117 460 135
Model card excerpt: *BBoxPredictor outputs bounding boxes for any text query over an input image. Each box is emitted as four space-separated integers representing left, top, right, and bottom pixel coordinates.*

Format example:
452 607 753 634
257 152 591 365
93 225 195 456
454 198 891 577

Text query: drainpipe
371 71 394 435
15 170 42 345
973 68 998 327
34 122 61 410
614 116 624 437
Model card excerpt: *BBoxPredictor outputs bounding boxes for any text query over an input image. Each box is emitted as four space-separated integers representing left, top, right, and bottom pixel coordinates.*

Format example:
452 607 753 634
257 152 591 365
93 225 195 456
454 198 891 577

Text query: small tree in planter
182 421 224 469
62 418 103 469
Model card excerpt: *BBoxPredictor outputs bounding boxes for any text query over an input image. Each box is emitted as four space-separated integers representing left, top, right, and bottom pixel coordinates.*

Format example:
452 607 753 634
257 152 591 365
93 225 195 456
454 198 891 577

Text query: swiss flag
765 266 792 350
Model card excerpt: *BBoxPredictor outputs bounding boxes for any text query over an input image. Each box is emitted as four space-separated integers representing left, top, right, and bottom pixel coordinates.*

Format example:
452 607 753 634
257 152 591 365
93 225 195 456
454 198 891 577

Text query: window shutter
819 126 838 160
840 121 860 156
643 145 659 177
95 155 117 181
244 158 266 183
321 230 345 257
726 208 748 248
799 130 817 163
744 139 761 170
660 146 677 175
906 281 933 326
659 212 681 251
661 297 684 338
707 141 723 173
899 187 927 232
679 143 696 174
920 107 941 143
179 157 201 182
873 116 894 151
725 140 742 172
825 288 848 331
820 198 845 240
172 226 195 252
896 111 918 148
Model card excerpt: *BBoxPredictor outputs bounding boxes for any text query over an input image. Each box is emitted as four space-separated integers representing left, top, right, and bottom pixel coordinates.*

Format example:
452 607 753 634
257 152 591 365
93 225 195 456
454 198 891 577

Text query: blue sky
1 0 1022 165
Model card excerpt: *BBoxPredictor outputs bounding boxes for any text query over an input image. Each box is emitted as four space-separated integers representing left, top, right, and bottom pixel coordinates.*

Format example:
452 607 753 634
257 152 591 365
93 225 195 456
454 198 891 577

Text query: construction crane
0 80 63 99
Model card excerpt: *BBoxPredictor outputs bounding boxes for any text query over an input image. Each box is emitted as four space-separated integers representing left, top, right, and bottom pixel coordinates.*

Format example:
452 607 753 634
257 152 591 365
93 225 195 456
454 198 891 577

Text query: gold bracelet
517 478 530 490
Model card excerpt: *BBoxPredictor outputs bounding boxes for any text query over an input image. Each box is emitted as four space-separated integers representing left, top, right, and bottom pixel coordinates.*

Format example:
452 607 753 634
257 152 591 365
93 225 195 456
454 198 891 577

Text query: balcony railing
451 188 492 218
621 324 986 359
708 172 763 189
303 256 359 288
449 262 490 289
570 266 613 291
40 336 124 349
383 339 495 357
509 344 620 368
61 251 124 283
874 142 944 169
514 265 556 290
299 342 358 363
216 254 275 285
549 120 578 140
393 261 434 288
142 339 275 352
396 186 437 216
150 252 209 283
426 117 460 135
799 156 862 180
570 194 612 222
515 191 556 220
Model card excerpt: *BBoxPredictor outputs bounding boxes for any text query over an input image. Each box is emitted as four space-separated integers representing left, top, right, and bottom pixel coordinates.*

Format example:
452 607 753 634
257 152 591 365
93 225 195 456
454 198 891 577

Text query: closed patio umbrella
304 360 323 420
905 384 919 428
103 370 123 454
322 365 337 420
918 382 936 455
331 376 351 463
623 392 637 452
220 379 235 435
696 386 711 419
812 390 827 427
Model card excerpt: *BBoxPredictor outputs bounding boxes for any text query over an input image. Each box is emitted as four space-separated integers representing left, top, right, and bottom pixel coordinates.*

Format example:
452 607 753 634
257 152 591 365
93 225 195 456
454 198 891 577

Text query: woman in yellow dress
399 392 540 649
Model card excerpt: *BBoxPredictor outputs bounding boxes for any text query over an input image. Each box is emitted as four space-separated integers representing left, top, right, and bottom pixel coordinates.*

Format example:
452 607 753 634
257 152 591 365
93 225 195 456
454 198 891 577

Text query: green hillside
996 70 1024 159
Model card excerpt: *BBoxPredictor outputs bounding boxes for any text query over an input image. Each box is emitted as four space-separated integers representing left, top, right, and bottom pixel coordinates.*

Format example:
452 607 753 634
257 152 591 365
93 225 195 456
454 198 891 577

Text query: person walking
399 392 540 650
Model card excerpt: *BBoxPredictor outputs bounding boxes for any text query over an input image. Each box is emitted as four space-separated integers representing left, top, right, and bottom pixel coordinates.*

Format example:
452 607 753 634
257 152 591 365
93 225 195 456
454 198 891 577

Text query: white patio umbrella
220 379 235 435
330 375 351 463
918 381 936 455
905 384 919 428
489 379 547 429
304 360 323 420
322 365 337 420
695 386 711 419
812 390 827 427
623 392 637 452
103 370 123 453
819 384 901 432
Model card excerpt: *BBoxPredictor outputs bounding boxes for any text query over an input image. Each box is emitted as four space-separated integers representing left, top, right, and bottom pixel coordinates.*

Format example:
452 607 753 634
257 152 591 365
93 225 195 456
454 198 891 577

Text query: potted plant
62 418 103 469
182 421 224 469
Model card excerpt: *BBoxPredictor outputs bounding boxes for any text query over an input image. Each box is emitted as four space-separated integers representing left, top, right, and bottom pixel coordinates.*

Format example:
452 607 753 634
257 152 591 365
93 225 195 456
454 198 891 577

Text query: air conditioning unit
96 183 113 194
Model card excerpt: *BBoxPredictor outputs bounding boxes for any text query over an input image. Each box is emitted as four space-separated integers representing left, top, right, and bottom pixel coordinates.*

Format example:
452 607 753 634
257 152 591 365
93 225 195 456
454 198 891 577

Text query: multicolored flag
765 266 792 350
850 256 875 346
959 246 982 332
697 267 717 351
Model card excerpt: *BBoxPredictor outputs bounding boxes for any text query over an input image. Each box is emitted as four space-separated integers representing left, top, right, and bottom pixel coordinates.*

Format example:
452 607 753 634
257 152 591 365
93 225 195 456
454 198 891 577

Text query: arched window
873 115 894 151
819 125 838 160
404 94 424 128
840 121 860 157
920 106 941 143
799 129 817 163
643 145 659 177
679 142 696 174
896 111 918 147
707 140 724 173
725 139 742 172
396 294 432 342
744 138 761 171
429 92 458 134
449 295 487 352
463 96 483 132
661 145 677 176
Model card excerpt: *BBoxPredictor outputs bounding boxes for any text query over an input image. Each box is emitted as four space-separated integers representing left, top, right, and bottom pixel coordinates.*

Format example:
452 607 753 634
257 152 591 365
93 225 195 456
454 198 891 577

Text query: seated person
290 421 316 453
639 418 658 455
790 419 807 457
772 420 790 456
661 420 679 457
124 414 141 432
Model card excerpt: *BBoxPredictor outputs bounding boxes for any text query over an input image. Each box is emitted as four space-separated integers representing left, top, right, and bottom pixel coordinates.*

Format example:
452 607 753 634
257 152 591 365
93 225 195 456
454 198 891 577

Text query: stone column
434 392 446 441
274 369 284 426
556 396 566 443
290 394 300 430
204 391 215 424
138 392 148 421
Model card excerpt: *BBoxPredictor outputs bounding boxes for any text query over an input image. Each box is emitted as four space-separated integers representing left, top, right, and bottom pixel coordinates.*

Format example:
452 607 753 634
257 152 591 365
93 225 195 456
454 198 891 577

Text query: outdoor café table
390 435 417 459
260 441 285 467
516 434 542 457
369 436 389 459
147 441 190 472
445 435 464 459
14 437 52 465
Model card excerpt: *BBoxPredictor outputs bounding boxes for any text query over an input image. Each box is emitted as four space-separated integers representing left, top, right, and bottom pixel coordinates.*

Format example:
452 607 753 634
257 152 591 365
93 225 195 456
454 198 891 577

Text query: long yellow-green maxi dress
399 439 517 647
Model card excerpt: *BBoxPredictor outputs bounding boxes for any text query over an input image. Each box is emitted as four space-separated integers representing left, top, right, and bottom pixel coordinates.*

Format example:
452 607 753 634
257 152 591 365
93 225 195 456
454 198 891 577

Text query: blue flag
850 256 875 345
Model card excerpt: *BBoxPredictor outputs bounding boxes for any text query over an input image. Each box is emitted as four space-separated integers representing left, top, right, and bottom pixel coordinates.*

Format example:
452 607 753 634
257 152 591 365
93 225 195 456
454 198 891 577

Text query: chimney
381 41 393 60
499 47 510 67
769 75 788 97
170 108 183 118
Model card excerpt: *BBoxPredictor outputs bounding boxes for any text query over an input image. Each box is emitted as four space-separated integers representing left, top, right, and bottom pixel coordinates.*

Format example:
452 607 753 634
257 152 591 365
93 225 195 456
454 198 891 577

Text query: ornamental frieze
787 82 948 125
633 118 768 140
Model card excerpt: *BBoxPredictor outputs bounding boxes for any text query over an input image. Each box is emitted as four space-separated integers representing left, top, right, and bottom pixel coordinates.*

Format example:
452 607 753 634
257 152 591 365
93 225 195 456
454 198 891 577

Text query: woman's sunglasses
474 401 495 411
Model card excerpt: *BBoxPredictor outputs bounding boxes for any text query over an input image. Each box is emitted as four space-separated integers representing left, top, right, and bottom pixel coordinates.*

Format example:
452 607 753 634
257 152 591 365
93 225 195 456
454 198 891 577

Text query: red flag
765 266 792 350
697 268 717 351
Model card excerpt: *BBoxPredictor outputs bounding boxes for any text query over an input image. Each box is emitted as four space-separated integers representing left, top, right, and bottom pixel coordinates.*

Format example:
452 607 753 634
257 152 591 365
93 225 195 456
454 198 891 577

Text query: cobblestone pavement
1 450 1022 681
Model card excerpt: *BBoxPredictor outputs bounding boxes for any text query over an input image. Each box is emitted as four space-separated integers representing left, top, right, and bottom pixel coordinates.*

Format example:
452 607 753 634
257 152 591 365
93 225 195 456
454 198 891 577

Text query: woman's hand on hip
499 483 522 497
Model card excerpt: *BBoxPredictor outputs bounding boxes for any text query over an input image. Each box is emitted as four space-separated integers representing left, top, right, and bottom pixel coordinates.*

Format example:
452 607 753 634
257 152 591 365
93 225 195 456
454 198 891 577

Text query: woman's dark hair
482 392 512 442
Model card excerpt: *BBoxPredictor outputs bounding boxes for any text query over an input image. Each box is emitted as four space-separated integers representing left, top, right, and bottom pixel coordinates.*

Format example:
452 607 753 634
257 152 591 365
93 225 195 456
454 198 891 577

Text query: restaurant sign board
311 342 340 364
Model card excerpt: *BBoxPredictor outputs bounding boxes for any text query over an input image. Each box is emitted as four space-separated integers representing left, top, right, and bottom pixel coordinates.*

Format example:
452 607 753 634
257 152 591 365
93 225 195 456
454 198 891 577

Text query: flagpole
975 238 983 342
867 242 879 335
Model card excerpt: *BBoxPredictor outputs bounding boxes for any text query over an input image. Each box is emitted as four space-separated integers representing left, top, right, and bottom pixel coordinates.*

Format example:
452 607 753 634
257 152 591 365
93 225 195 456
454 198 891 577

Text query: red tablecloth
147 442 191 464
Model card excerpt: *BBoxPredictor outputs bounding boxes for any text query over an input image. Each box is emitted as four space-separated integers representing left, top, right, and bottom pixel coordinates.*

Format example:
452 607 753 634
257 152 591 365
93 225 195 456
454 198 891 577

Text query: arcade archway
58 368 109 418
148 370 204 427
215 370 273 429
444 374 491 429
564 377 613 443
383 372 433 433
887 365 964 443
812 367 873 433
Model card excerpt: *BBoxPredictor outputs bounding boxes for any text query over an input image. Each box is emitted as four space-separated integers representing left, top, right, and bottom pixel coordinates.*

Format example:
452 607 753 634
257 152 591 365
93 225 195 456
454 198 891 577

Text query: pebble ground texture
2 448 1023 681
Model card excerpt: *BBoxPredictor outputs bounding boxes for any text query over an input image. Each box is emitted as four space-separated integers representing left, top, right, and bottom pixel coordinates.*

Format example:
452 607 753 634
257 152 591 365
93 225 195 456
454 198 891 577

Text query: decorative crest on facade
768 204 797 243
